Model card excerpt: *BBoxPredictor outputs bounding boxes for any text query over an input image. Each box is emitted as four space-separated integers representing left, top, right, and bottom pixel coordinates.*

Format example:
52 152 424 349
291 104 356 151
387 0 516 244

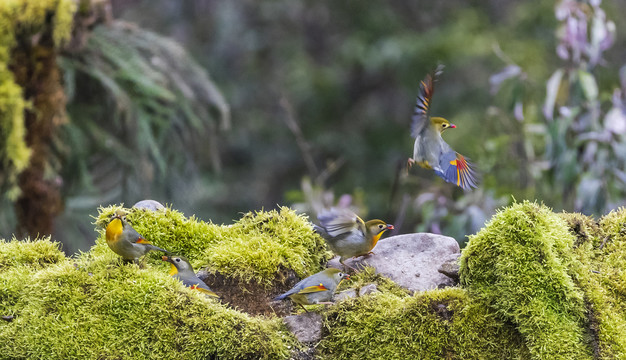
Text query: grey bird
162 255 219 298
274 268 350 310
313 208 393 270
407 65 478 189
105 210 168 261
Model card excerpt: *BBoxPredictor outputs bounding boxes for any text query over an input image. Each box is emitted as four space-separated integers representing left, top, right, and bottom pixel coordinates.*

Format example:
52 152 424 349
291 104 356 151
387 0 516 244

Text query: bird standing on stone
162 255 219 298
408 65 478 189
105 210 168 261
313 208 394 270
274 268 350 310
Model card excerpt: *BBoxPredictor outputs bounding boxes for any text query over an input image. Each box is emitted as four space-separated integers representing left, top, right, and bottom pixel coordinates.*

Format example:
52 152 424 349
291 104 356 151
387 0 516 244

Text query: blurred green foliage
2 0 626 252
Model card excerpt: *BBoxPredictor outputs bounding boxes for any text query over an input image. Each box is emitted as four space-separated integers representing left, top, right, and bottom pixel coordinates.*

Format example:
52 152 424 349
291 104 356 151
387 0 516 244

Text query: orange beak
161 255 169 261
450 124 457 128
386 224 394 230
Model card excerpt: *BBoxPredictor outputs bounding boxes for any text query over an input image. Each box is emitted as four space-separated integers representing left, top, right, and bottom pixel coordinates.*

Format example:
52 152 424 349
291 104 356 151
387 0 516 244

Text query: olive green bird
313 208 394 270
105 210 168 261
274 268 350 310
162 255 219 298
408 65 478 189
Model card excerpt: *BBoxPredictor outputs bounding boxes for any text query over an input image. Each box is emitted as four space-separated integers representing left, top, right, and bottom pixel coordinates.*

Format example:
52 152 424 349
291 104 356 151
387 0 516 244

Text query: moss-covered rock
0 239 299 359
459 201 592 359
4 202 626 359
320 288 530 359
590 208 626 356
0 237 64 269
95 205 329 285
94 205 330 316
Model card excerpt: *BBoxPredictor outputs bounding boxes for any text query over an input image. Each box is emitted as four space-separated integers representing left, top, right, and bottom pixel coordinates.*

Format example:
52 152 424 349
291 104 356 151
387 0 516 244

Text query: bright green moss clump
95 205 330 287
320 288 529 360
591 208 626 356
0 237 64 269
0 237 298 359
459 201 592 359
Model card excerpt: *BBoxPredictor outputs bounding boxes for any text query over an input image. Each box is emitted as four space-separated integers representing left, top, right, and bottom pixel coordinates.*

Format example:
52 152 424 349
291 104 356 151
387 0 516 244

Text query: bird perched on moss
313 208 393 270
162 255 219 298
105 210 168 261
408 65 478 189
274 268 350 310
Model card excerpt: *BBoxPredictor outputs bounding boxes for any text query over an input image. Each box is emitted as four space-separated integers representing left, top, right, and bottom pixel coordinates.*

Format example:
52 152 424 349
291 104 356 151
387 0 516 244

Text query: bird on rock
313 208 394 270
162 255 219 298
274 268 350 311
407 65 478 189
105 210 168 261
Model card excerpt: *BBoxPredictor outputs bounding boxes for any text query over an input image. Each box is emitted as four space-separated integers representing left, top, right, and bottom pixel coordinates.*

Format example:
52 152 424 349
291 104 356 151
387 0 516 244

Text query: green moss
336 266 409 298
0 0 76 198
0 237 65 269
459 201 592 359
589 208 626 357
204 207 329 286
0 236 63 317
94 205 330 288
4 203 626 359
320 288 529 359
0 237 298 359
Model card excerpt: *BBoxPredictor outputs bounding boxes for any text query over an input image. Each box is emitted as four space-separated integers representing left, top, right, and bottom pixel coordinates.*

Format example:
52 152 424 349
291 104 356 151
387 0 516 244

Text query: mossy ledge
1 202 626 359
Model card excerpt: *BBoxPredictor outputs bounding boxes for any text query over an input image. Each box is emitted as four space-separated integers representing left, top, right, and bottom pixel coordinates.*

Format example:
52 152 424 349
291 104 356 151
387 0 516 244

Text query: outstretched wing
317 208 365 237
436 151 478 190
411 65 444 138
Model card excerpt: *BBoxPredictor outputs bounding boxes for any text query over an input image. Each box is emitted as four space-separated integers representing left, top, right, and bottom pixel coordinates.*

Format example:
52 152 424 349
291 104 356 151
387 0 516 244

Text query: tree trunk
10 14 66 238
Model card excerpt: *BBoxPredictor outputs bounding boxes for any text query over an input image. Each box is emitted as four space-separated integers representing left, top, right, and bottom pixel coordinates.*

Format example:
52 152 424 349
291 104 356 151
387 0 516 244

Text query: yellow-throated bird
162 255 219 298
408 65 478 189
313 208 393 270
105 210 168 261
274 268 349 310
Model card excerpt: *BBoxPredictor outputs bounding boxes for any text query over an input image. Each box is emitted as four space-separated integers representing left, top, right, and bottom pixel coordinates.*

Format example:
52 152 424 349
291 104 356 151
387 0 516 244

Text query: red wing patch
447 154 478 189
191 285 219 298
298 284 329 294
135 238 152 245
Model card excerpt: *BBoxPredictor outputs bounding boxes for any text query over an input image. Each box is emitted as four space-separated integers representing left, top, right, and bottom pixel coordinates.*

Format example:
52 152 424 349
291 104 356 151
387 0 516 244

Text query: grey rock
132 200 165 211
328 233 460 292
358 283 379 296
333 289 357 302
438 253 461 283
283 312 323 343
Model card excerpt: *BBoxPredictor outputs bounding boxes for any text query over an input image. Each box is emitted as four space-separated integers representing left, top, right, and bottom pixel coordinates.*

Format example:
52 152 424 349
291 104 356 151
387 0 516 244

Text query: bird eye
378 224 384 229
175 258 180 262
121 215 127 221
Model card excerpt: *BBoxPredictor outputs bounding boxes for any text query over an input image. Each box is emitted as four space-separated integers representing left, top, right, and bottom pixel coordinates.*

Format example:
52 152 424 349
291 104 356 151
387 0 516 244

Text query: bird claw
406 158 415 174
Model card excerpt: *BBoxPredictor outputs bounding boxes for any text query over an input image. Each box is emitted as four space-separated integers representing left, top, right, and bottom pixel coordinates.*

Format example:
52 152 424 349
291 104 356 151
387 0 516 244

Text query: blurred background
2 0 625 254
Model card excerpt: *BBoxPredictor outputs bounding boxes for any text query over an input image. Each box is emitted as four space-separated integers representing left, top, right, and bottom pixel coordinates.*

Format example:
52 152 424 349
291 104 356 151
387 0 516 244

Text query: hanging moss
0 0 76 199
